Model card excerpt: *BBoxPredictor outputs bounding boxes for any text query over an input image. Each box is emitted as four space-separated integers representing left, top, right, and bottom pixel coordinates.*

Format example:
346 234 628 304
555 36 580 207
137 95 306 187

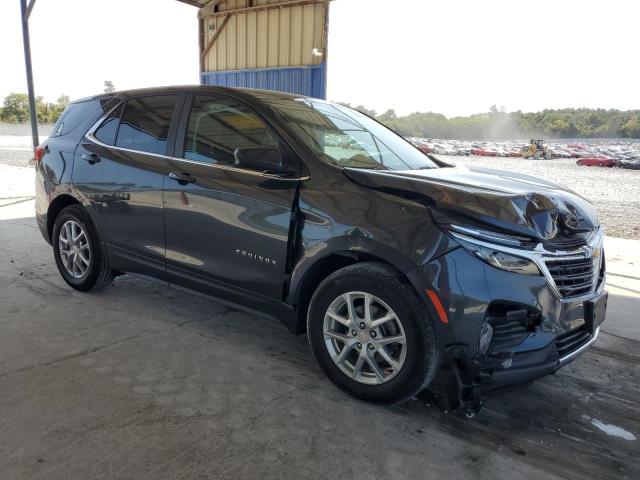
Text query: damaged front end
411 224 607 417
346 165 608 416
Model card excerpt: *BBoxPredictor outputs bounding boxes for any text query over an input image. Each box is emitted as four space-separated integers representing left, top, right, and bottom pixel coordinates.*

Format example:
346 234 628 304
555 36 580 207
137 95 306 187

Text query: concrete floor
1 165 638 479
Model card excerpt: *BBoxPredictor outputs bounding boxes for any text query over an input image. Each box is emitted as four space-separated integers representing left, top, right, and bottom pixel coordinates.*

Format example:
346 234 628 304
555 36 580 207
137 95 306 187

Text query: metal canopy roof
18 0 329 150
176 0 210 6
177 0 327 19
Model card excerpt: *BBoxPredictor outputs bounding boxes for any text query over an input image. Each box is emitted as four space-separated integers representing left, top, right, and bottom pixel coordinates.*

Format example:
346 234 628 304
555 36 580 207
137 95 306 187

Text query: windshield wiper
342 165 389 171
412 164 437 170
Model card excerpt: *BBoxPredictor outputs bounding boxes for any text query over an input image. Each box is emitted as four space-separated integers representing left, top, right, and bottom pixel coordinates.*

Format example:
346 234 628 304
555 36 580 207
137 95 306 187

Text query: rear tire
52 205 114 291
307 262 439 404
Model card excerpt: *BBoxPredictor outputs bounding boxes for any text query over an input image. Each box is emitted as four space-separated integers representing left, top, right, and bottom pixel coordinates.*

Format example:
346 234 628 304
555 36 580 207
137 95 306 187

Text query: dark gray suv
35 86 607 414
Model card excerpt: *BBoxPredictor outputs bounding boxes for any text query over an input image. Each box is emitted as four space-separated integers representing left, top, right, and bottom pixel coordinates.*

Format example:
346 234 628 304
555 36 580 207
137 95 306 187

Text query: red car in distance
471 148 498 157
576 157 617 167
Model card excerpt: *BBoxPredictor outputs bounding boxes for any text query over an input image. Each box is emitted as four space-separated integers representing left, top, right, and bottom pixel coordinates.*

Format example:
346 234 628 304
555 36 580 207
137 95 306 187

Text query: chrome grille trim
450 228 605 300
544 257 595 298
558 327 600 366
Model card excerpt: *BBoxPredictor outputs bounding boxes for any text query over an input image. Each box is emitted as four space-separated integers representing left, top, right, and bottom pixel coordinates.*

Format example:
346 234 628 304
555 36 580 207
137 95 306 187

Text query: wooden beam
201 0 324 18
25 0 36 19
201 14 231 60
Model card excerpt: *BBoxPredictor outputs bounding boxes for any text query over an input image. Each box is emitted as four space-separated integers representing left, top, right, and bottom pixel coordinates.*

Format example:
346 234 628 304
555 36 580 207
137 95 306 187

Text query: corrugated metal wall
200 0 329 98
201 63 326 98
203 0 326 71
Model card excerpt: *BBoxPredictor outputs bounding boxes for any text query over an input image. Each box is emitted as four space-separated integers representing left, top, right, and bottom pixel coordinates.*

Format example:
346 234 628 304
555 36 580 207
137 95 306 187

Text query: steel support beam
198 13 205 73
201 14 231 59
20 0 39 150
201 0 323 18
199 0 230 19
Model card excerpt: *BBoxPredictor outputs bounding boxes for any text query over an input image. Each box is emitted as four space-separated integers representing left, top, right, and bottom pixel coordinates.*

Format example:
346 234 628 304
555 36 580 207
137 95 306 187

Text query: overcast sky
1 0 638 117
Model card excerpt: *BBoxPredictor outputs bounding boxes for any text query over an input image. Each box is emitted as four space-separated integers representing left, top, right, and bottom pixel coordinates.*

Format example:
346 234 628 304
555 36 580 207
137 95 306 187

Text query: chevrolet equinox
35 86 607 414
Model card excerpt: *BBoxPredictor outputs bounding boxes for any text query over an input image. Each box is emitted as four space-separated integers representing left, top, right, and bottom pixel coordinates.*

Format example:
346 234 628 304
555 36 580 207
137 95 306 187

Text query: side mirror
234 146 284 173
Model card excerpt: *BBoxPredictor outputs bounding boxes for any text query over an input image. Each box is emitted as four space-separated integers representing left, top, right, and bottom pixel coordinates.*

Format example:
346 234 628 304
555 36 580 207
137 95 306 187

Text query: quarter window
115 95 178 155
183 95 278 166
51 99 101 137
94 103 123 145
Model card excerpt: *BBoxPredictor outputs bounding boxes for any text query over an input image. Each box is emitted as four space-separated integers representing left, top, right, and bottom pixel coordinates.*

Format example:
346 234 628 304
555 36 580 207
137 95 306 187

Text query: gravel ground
0 147 32 167
443 155 640 240
1 129 638 239
0 124 52 167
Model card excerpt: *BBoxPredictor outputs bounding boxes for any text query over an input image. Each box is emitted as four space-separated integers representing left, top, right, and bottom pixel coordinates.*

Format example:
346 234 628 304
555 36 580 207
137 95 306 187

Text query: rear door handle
168 171 196 185
81 153 100 164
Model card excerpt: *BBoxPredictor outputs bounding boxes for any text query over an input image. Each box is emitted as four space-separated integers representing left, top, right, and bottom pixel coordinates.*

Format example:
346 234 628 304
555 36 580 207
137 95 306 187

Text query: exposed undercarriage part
419 345 484 418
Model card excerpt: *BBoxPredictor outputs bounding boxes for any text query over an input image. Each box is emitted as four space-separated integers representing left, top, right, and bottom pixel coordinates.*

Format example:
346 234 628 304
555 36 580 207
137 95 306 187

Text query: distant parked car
471 148 498 157
551 149 572 159
618 159 640 170
416 144 433 154
576 157 617 167
433 144 456 155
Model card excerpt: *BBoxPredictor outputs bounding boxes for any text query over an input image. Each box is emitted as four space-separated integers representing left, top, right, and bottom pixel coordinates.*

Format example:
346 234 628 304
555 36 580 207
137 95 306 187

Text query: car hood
343 165 599 243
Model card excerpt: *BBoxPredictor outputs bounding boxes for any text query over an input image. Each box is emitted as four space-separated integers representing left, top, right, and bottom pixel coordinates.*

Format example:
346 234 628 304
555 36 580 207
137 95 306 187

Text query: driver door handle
168 171 196 185
81 153 100 164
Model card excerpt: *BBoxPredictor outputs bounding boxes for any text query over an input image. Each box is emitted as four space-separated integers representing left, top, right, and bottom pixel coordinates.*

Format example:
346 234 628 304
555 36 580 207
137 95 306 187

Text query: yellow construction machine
521 139 551 159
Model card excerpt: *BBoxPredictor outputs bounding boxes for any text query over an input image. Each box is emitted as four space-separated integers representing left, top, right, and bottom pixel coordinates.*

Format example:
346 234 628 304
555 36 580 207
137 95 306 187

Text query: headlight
460 239 540 275
440 224 540 275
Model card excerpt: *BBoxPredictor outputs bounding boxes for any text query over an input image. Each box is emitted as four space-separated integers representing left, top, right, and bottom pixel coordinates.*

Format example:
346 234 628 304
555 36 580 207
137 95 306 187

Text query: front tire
52 205 114 291
307 262 439 404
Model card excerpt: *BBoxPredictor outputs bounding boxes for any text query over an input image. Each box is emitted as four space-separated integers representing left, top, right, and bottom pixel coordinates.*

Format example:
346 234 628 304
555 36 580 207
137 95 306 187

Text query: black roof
72 85 310 104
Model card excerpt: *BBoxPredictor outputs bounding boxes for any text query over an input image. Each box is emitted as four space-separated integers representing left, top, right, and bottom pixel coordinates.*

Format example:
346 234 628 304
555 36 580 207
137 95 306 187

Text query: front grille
555 327 591 358
485 304 538 354
488 317 529 354
545 257 594 298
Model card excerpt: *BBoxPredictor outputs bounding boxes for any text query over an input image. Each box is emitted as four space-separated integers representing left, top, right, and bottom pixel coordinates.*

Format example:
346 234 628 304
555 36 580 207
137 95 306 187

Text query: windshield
264 98 438 170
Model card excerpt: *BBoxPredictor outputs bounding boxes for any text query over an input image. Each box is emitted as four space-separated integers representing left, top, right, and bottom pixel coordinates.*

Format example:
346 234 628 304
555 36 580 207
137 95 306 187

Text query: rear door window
182 95 278 166
115 95 178 155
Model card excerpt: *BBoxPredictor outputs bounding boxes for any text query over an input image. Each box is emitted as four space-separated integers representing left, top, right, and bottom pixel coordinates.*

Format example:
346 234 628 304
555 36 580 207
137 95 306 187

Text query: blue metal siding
201 63 326 99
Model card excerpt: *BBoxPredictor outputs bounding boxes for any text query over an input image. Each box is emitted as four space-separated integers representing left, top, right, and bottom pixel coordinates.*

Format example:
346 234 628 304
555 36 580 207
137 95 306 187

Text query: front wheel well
291 252 406 335
47 194 81 240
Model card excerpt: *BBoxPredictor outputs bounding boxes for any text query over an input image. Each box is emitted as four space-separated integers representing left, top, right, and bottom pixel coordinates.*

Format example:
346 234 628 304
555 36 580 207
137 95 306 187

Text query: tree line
349 105 640 139
2 91 639 138
1 92 70 124
0 82 115 125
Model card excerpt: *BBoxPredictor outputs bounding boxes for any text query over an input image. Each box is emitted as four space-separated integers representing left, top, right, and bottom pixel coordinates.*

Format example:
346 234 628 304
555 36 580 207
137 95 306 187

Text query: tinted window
51 99 101 137
116 95 178 155
183 95 277 166
94 103 123 145
265 98 438 171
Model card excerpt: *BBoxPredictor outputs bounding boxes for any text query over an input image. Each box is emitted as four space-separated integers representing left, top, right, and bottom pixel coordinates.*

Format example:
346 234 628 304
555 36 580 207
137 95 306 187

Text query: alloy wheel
323 291 407 385
58 220 91 279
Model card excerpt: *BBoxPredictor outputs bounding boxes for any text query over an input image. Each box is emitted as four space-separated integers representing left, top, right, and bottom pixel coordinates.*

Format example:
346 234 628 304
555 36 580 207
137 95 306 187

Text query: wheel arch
46 194 82 241
287 247 415 335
